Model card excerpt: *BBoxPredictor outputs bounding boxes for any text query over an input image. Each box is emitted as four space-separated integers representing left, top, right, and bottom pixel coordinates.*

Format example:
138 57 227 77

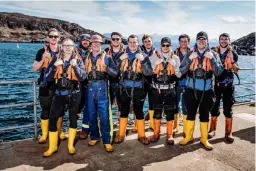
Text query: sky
0 0 255 40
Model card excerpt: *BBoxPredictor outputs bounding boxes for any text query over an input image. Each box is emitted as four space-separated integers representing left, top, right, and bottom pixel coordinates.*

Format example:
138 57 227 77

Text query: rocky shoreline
0 12 127 44
231 32 255 56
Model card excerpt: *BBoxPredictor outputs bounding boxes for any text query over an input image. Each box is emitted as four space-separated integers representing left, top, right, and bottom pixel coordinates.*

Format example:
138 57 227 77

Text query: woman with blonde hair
43 38 86 157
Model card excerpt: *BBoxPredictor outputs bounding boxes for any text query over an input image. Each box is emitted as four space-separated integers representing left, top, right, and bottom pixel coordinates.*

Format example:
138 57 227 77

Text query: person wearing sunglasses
141 34 158 132
114 34 153 145
209 33 239 143
149 37 181 145
77 34 91 140
104 32 125 122
43 38 86 157
32 28 66 144
85 35 118 152
178 31 223 150
174 34 191 138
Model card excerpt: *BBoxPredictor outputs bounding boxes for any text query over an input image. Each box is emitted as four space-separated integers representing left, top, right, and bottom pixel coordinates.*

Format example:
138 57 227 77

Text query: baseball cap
161 37 171 45
196 31 208 40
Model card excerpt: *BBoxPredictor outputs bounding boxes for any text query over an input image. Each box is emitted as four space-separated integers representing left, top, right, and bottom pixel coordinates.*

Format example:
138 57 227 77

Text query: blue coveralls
86 53 118 144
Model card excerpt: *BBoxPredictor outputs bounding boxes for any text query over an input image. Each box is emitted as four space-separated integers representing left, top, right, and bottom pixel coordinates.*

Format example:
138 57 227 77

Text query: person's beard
49 42 57 46
220 44 228 48
80 44 89 51
112 43 120 48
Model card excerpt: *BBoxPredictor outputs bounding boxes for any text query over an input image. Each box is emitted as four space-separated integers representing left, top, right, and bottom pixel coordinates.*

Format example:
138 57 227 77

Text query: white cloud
189 5 205 10
2 1 101 16
104 2 141 16
221 16 255 23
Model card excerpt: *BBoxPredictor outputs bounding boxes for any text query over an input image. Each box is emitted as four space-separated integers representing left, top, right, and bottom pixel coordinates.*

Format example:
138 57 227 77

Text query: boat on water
16 43 19 48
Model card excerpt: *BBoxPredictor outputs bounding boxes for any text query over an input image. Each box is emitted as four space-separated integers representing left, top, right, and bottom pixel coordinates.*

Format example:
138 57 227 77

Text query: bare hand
189 52 198 60
54 59 63 66
70 58 77 66
205 51 214 59
41 52 50 62
136 54 144 61
155 58 163 65
120 53 128 60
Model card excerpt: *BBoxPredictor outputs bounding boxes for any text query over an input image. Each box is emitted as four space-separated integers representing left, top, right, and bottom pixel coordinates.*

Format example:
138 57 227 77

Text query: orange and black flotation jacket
85 51 108 80
106 44 125 59
153 52 176 84
120 52 144 81
105 44 125 83
53 53 81 90
215 46 233 70
188 50 213 79
215 46 235 83
41 44 60 69
54 54 80 81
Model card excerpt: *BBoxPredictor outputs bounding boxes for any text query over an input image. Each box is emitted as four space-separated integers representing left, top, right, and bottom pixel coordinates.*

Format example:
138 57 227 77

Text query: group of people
32 28 239 157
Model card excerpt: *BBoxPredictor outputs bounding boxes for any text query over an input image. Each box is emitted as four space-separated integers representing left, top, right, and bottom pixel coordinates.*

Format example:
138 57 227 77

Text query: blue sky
0 1 255 39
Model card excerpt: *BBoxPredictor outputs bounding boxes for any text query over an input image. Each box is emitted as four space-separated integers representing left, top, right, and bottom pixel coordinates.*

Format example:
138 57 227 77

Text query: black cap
196 31 208 40
80 34 91 41
161 37 171 45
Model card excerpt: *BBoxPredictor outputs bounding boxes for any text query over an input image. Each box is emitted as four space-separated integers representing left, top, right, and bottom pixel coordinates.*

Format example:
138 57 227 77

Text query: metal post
33 81 38 140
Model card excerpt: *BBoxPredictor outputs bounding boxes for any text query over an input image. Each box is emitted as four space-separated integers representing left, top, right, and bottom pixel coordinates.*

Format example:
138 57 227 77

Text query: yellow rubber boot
179 120 195 145
68 128 77 155
149 110 154 130
137 119 150 145
150 119 161 142
182 115 187 138
88 139 100 146
208 116 218 139
43 131 58 157
38 119 49 144
131 119 137 133
200 122 213 150
57 117 67 141
104 144 114 152
114 117 128 143
173 113 179 135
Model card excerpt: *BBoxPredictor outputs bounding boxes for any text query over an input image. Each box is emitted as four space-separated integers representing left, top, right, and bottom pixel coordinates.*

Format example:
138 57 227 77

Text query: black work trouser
120 87 145 120
211 84 235 118
49 92 81 131
78 85 86 114
184 88 216 122
39 86 54 120
109 83 122 112
144 82 154 110
152 88 177 121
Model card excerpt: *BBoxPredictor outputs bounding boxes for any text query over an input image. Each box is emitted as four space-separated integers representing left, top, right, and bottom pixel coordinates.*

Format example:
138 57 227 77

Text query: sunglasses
48 35 59 39
112 38 120 41
161 44 170 47
62 44 74 47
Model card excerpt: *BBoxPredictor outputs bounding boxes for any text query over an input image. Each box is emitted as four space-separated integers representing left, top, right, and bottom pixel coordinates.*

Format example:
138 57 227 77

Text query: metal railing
0 68 255 141
0 80 38 140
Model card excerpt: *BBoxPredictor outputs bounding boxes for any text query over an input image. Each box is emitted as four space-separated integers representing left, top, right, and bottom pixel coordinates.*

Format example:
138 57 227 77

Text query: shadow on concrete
232 126 255 144
0 126 254 171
